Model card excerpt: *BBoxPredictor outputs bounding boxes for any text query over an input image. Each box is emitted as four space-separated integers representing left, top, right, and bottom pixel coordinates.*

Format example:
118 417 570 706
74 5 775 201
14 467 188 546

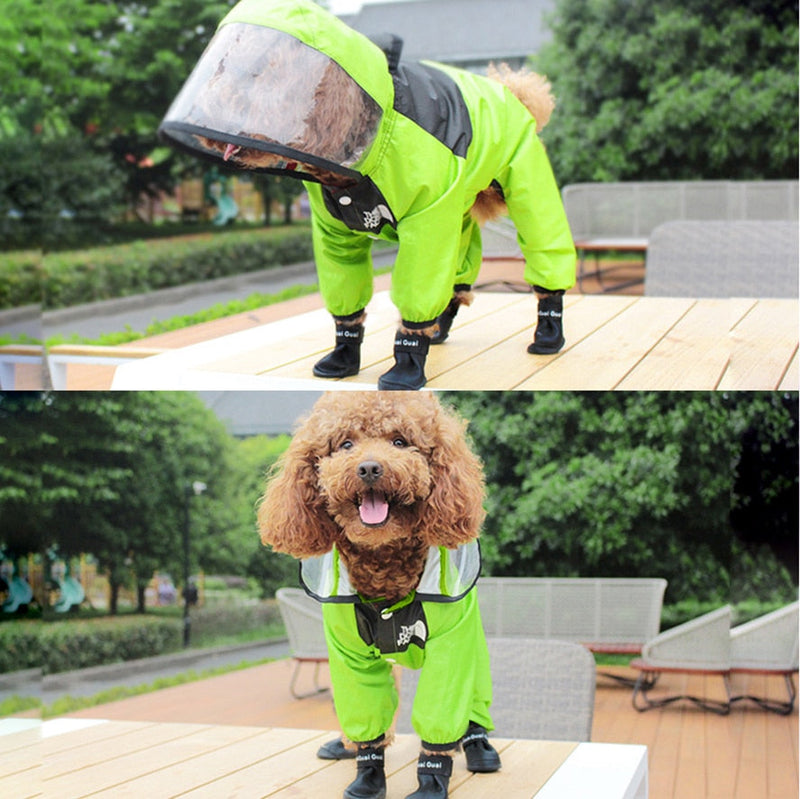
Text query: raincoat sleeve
409 591 493 745
307 181 376 318
389 164 468 326
322 602 399 743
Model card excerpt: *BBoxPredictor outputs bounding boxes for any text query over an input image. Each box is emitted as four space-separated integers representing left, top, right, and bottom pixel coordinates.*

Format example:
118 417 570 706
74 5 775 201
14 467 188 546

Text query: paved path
41 251 395 342
0 639 290 706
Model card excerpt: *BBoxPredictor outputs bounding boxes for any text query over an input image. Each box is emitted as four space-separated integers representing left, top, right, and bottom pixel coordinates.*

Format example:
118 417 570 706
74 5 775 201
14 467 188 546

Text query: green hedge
0 227 313 311
0 621 42 674
0 616 182 675
0 252 43 310
189 601 283 646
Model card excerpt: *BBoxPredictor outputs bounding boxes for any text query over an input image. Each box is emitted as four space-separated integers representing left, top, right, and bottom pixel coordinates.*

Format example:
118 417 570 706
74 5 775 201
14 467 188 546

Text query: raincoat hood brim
158 0 394 179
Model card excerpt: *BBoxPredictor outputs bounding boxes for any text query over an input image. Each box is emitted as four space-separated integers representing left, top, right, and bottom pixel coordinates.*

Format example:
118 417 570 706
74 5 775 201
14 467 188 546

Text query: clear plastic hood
159 22 382 180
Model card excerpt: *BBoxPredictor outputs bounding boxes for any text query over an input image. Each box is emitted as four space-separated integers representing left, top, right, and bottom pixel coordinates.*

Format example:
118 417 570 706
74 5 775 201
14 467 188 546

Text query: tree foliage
536 0 798 181
444 391 798 603
1 392 796 613
0 392 255 612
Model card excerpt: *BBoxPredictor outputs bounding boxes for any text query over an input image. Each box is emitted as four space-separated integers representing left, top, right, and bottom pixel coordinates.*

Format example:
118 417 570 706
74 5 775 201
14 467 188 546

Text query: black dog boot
377 330 430 390
461 723 501 773
314 318 364 378
430 287 471 344
528 290 565 354
405 753 453 799
430 297 461 345
317 736 356 760
344 746 386 799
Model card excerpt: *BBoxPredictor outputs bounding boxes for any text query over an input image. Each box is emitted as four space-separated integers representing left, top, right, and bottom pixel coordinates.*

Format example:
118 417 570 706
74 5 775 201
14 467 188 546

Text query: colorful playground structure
0 552 198 615
203 168 239 226
0 552 86 614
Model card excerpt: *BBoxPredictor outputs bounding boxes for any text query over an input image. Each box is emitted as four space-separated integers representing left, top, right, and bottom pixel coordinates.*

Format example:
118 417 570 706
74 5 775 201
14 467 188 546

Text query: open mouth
223 143 241 161
358 490 390 527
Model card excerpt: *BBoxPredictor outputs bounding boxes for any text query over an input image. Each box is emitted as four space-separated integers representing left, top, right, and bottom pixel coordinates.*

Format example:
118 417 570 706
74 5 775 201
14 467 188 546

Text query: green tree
536 0 798 182
443 391 797 604
0 391 243 613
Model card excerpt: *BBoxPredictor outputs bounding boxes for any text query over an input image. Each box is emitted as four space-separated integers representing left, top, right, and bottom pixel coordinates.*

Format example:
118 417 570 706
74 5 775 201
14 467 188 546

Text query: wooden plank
294 734 420 797
765 691 799 799
264 297 401 380
719 299 799 390
42 720 157 758
196 310 337 375
778 348 799 391
88 727 327 798
460 740 576 798
48 345 165 358
43 722 250 792
517 297 695 389
349 293 533 387
734 707 768 799
430 295 637 389
617 299 752 390
424 297 562 388
175 728 335 798
705 711 737 799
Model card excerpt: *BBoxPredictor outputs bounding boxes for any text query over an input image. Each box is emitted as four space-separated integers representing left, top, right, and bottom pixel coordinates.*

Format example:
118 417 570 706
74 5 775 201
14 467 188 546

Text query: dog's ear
417 404 486 548
257 424 338 558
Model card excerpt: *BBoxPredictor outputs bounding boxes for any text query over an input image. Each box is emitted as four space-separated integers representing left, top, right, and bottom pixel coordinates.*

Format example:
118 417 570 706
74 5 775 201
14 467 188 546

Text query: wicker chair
644 220 799 298
396 637 596 741
730 601 799 714
275 587 329 699
630 605 732 714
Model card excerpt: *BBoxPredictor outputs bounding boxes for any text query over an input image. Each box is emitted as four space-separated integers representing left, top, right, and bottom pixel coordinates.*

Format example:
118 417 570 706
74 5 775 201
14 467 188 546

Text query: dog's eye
339 439 354 450
392 437 408 448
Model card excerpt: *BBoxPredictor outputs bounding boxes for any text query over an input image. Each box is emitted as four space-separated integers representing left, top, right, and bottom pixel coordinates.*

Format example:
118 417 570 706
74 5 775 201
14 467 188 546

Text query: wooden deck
57 658 798 799
41 259 643 390
105 292 798 390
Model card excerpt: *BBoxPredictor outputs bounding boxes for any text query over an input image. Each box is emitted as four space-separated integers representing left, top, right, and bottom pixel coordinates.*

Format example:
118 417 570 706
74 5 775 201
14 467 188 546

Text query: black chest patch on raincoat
322 176 397 234
392 63 473 158
355 600 428 654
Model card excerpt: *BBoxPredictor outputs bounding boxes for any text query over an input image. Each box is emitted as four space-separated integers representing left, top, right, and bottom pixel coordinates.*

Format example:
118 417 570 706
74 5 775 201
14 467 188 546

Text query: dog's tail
471 63 555 225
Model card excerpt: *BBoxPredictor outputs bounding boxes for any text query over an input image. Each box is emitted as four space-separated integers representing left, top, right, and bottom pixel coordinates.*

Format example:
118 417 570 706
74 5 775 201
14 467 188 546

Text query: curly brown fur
258 392 485 602
399 322 438 339
337 312 366 327
471 63 556 224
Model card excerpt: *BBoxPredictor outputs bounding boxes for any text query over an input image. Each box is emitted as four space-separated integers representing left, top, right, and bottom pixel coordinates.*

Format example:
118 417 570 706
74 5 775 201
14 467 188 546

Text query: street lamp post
183 480 207 648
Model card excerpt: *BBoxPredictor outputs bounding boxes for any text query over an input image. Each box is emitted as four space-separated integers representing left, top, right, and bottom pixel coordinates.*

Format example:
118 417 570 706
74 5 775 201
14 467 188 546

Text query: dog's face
317 401 437 548
258 392 485 560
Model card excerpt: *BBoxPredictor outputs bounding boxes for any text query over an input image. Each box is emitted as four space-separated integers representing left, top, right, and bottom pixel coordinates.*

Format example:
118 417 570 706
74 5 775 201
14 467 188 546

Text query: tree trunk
109 580 119 615
136 583 147 613
261 187 272 226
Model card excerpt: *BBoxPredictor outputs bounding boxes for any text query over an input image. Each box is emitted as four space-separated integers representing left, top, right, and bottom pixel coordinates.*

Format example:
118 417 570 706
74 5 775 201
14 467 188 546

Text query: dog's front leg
406 744 457 799
345 735 390 799
377 322 437 391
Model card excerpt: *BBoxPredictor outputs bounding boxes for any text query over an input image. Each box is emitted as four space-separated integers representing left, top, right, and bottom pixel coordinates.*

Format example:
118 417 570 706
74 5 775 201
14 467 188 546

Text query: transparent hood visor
159 23 382 178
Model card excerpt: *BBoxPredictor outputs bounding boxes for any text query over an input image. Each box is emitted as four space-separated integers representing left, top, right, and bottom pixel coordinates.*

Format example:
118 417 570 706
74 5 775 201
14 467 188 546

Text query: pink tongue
223 143 238 161
359 492 389 525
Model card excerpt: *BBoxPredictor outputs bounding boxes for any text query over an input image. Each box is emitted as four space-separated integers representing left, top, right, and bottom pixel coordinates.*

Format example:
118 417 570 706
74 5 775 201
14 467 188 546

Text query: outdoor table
1 718 648 798
107 292 798 391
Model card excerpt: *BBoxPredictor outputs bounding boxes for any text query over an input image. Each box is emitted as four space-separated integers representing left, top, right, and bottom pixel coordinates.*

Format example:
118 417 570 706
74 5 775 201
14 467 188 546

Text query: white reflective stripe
302 540 480 600
416 547 442 595
301 550 356 599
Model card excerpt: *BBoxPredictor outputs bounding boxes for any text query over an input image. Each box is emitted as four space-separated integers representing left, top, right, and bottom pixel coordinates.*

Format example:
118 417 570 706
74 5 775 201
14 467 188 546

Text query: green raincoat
301 542 493 746
159 0 576 327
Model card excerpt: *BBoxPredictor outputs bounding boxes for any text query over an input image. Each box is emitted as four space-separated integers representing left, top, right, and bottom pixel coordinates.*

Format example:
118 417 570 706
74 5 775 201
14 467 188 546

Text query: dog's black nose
357 460 383 486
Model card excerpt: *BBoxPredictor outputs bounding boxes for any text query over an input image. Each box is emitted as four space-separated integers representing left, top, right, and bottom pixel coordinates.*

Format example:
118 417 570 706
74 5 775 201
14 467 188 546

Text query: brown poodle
258 392 500 799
